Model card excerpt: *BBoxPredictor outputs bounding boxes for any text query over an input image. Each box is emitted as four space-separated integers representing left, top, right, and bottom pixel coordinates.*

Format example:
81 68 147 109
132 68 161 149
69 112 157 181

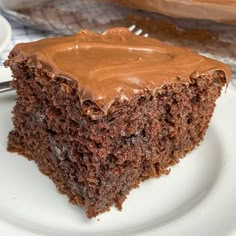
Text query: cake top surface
11 28 231 113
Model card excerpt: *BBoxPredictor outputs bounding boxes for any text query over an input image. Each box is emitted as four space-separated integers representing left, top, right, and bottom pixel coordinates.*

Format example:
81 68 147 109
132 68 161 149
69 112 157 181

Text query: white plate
0 66 236 236
0 15 11 54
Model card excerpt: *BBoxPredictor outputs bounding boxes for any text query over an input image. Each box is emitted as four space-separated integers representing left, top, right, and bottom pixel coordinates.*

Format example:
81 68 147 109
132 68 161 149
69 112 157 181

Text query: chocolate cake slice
4 28 231 218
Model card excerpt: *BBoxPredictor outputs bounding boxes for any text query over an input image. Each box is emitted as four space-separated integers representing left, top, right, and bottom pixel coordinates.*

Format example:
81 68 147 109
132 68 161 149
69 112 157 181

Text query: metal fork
128 25 149 37
0 81 12 93
0 26 148 94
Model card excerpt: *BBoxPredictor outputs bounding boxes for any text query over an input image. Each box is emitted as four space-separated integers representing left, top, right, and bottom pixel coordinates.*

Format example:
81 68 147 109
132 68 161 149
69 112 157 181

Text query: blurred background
0 0 236 75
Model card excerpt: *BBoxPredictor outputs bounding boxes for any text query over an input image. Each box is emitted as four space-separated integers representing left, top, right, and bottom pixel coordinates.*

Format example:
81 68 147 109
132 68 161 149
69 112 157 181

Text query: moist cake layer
10 28 231 113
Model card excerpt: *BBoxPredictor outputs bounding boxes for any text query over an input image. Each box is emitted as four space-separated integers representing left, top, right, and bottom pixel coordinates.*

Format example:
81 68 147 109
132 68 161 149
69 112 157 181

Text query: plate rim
0 14 12 54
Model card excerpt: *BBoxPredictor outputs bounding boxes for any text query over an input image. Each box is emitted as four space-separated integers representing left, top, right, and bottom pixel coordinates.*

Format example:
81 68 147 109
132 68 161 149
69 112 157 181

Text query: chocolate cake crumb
4 28 230 218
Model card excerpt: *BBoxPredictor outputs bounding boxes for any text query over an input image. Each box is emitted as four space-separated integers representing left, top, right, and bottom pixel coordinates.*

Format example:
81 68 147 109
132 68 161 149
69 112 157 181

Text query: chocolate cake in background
4 28 231 218
115 0 236 24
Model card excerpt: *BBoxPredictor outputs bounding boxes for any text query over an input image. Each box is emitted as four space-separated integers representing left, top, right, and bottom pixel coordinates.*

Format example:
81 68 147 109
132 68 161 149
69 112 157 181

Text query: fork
0 26 148 94
0 81 12 93
128 25 149 37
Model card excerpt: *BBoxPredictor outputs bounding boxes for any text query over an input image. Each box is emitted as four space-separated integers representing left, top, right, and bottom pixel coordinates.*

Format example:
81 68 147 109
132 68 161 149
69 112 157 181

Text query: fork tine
143 33 149 37
134 29 143 36
128 25 136 32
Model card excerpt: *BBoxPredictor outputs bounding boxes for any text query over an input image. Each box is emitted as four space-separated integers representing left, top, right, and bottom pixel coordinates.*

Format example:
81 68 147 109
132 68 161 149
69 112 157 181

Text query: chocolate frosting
11 28 231 113
115 0 236 24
